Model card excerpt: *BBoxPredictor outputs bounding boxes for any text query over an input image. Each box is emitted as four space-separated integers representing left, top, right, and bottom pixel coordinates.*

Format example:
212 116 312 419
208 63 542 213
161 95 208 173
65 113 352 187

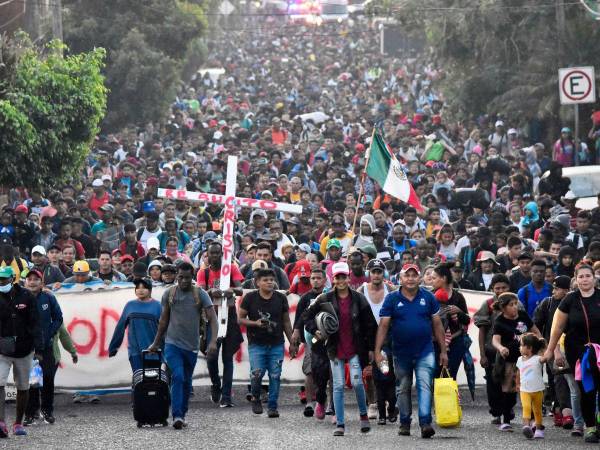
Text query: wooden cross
158 155 302 338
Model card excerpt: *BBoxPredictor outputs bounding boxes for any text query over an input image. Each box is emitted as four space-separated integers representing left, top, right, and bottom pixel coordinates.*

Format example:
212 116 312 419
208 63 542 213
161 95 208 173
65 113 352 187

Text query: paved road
1 387 593 449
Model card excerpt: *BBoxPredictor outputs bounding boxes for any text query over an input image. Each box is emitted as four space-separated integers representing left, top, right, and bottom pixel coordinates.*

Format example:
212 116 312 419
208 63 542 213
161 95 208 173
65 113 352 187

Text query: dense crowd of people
1 15 600 443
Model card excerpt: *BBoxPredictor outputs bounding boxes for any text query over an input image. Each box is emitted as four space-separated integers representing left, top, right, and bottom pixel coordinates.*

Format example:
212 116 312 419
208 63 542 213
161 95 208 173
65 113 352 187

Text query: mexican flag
366 132 423 210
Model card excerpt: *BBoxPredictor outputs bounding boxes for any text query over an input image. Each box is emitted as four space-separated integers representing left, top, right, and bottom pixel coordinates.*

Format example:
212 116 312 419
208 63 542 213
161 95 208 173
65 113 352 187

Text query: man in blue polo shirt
517 259 552 318
375 264 447 439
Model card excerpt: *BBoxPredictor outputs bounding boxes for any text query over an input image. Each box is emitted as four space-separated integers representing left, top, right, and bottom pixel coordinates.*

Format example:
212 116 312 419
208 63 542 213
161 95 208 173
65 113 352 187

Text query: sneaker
219 400 234 408
367 403 378 419
315 403 325 420
360 415 370 433
330 415 337 425
245 391 253 402
303 406 314 417
398 423 411 436
584 428 599 443
12 423 26 436
298 387 307 405
252 399 263 415
491 416 502 425
421 424 435 439
571 424 584 437
23 416 36 426
388 407 398 423
325 405 334 416
0 421 7 438
267 409 279 418
73 393 84 404
210 384 222 404
378 417 386 425
333 426 345 436
553 411 563 427
534 428 544 439
41 411 55 424
562 415 574 430
522 426 533 439
499 423 513 432
172 417 184 430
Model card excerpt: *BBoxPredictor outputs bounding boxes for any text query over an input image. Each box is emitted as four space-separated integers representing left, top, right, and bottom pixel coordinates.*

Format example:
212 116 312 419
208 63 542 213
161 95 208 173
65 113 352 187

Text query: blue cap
142 201 156 212
561 127 571 134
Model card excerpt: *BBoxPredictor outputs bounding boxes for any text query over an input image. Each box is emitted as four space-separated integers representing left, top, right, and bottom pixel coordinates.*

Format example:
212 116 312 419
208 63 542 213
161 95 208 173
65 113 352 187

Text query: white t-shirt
516 355 545 393
482 272 494 290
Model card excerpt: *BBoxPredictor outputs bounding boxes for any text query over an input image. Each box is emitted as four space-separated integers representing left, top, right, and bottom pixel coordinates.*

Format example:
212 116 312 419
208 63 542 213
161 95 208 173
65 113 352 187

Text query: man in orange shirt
269 117 288 145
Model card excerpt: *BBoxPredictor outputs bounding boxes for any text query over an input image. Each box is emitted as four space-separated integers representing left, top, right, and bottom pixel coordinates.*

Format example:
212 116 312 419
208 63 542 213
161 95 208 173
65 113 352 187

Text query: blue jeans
394 351 436 426
331 355 368 427
164 343 198 419
564 373 584 428
248 343 284 410
207 340 234 403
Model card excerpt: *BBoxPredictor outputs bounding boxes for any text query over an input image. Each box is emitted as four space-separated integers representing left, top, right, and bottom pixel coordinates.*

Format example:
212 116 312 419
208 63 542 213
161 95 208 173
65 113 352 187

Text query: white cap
507 128 517 135
101 174 112 181
31 245 46 256
92 179 103 187
331 262 350 277
213 131 223 140
148 260 162 269
495 120 504 127
147 237 160 251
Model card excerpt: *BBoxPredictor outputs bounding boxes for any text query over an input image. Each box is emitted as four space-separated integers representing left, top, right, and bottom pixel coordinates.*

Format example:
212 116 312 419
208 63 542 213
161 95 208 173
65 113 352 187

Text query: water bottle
379 351 389 375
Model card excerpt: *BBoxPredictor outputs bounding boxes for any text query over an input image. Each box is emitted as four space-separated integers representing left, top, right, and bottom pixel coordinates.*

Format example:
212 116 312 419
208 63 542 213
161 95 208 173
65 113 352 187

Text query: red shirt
89 192 110 217
54 238 86 260
349 272 369 290
290 279 311 296
336 294 356 360
197 264 244 289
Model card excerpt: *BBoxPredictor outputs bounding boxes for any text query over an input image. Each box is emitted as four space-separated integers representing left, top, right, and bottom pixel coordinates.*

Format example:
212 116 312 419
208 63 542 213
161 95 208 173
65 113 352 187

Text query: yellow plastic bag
434 368 462 427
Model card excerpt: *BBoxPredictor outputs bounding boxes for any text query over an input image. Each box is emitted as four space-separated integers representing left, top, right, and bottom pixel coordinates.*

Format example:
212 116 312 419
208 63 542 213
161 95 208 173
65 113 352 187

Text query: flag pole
351 127 376 236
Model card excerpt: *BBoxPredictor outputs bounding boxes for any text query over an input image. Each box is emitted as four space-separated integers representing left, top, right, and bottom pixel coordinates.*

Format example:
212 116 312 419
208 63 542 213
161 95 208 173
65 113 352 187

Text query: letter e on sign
558 67 596 105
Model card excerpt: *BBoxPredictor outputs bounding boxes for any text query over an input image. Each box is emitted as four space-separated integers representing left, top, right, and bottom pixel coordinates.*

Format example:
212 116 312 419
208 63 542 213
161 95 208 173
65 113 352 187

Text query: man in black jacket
0 266 43 437
304 262 377 437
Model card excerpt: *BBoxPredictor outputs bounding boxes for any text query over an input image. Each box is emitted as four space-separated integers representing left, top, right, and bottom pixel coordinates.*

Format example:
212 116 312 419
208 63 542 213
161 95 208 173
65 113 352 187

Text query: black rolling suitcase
132 350 170 427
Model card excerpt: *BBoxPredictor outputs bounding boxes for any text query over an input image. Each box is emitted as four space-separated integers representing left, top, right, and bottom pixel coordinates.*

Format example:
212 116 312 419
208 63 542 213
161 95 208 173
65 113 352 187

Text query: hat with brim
476 250 498 264
326 238 342 250
0 266 14 279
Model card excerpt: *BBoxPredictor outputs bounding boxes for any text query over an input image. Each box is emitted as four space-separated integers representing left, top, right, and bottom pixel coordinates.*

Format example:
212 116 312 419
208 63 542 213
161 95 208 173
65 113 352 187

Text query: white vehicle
539 165 600 210
320 0 348 22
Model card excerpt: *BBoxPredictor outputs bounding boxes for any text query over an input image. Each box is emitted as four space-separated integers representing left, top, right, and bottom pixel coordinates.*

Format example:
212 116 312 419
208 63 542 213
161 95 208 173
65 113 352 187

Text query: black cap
366 259 385 272
553 275 571 290
517 251 533 261
161 264 177 273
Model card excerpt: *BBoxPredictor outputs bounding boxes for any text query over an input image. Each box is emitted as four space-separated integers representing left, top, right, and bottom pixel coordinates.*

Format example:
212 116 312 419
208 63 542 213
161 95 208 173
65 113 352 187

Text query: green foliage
386 0 600 122
63 0 209 130
0 36 107 190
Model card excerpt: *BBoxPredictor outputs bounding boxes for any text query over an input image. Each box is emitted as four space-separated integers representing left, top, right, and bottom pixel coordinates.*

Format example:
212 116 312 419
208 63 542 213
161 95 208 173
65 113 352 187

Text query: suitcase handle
141 349 162 381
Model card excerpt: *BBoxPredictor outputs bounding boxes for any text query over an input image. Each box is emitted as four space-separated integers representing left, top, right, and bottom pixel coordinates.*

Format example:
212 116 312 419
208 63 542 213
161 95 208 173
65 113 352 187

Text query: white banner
5 286 491 391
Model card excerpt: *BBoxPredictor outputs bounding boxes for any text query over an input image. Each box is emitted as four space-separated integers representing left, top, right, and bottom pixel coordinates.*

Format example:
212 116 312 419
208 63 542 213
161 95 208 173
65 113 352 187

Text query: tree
381 0 600 137
0 34 107 191
63 0 210 130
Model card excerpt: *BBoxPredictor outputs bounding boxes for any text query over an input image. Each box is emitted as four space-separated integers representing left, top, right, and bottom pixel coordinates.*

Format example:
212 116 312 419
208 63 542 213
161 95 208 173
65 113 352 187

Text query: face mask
0 282 12 293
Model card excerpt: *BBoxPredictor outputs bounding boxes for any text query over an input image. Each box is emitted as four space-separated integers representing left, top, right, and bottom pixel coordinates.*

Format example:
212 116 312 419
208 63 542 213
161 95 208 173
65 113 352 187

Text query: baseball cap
400 264 421 275
73 260 90 274
517 251 533 261
121 254 135 263
92 179 103 187
252 260 268 271
0 267 14 278
260 190 273 198
331 262 350 277
142 201 156 212
295 243 312 254
553 275 571 290
161 264 176 274
101 174 112 182
147 237 160 251
14 204 28 214
326 238 342 250
100 203 115 213
495 120 504 127
25 269 43 279
476 251 498 264
31 245 47 256
202 231 218 243
366 259 385 272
